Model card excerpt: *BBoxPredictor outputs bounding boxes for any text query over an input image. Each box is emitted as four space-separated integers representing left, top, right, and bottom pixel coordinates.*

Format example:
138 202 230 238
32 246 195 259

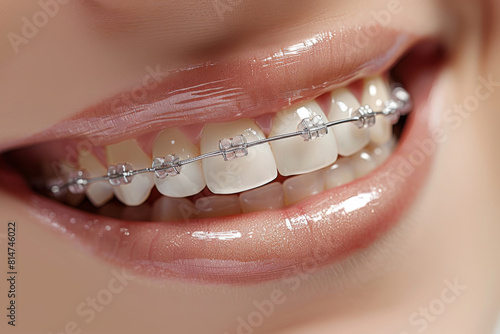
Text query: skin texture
0 0 499 333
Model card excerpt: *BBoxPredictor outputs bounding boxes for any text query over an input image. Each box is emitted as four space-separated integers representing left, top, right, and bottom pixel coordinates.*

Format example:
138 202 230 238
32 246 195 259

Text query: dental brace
49 86 412 195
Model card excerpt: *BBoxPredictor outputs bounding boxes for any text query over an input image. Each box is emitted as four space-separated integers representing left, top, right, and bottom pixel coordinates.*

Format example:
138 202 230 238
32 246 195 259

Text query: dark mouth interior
0 40 446 221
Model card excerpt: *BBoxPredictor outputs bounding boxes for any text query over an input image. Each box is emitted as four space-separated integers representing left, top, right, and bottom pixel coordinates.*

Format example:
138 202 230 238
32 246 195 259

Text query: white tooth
200 119 277 194
270 101 338 176
239 182 285 213
369 136 396 166
328 88 370 156
105 139 154 206
152 196 195 221
194 195 241 218
283 170 325 205
350 148 378 178
78 149 114 207
153 129 206 197
361 76 392 145
324 157 356 189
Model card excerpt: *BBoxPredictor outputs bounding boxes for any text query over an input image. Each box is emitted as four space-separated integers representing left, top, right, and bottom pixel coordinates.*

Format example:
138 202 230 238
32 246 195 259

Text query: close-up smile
2 0 500 332
1 21 447 284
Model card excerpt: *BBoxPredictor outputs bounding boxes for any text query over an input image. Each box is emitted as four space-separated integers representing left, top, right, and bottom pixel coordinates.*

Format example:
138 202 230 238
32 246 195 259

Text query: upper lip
1 26 423 153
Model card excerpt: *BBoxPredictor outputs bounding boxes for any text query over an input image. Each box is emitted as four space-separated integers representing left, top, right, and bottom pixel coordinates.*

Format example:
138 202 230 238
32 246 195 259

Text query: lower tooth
105 139 154 206
194 195 241 218
362 76 393 145
152 197 195 222
283 170 325 205
239 182 285 213
350 148 378 178
368 136 396 166
324 157 356 189
78 150 114 207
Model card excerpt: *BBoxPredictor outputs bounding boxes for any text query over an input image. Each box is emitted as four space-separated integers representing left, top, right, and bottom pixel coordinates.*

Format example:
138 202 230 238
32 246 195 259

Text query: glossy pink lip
0 27 415 152
0 68 438 284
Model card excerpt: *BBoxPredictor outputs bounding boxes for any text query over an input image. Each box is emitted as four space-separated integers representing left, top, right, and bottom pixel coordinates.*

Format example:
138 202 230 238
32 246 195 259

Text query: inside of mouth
2 41 444 222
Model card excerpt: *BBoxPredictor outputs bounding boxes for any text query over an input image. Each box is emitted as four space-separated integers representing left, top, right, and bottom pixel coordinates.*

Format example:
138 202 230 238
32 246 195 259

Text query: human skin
0 0 499 333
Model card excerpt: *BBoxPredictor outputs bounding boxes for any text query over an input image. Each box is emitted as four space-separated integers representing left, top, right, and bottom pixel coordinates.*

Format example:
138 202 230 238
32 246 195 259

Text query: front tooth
153 129 206 197
270 101 338 176
194 195 241 218
324 157 356 189
200 119 277 194
350 148 378 178
361 76 392 145
283 170 325 205
328 88 370 156
239 182 285 213
152 197 195 221
78 149 114 207
105 139 154 206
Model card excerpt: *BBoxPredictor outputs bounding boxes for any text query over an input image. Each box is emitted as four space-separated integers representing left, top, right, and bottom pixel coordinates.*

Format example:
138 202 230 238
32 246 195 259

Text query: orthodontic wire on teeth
49 86 412 195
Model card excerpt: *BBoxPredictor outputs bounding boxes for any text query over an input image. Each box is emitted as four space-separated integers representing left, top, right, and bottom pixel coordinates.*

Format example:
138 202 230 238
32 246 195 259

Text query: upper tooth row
51 78 411 206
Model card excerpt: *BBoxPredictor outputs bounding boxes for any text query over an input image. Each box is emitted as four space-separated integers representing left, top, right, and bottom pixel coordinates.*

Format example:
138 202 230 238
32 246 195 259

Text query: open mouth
0 28 446 284
31 77 410 217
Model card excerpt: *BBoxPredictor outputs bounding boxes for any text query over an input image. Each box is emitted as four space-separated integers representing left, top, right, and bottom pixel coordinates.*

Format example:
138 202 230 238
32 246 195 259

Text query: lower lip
0 73 438 285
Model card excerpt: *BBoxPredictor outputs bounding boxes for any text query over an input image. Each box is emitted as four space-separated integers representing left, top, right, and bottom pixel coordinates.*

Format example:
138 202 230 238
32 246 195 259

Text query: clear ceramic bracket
152 154 181 179
297 115 328 141
219 135 249 161
50 86 412 195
